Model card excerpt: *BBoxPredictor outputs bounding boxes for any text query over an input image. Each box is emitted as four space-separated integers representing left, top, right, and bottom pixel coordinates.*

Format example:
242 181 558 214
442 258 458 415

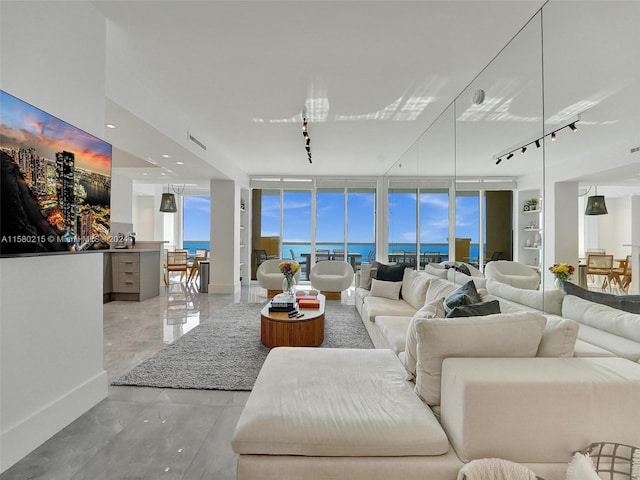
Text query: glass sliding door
388 188 417 266
183 195 210 254
455 191 480 265
419 189 449 264
282 190 312 278
347 188 376 267
316 188 345 262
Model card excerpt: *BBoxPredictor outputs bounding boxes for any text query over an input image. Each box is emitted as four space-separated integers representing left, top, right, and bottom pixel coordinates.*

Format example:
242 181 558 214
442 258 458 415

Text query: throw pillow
537 316 579 357
566 453 600 480
446 299 501 318
423 264 448 279
370 278 402 301
403 297 446 381
375 263 406 282
444 280 481 312
454 263 471 276
414 311 547 405
401 268 431 310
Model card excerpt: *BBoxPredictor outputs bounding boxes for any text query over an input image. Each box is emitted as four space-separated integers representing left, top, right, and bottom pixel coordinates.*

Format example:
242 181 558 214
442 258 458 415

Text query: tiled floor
1 280 354 480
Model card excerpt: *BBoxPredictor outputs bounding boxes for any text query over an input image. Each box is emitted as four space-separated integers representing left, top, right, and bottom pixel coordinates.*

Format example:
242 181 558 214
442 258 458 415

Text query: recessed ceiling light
142 172 148 176
106 124 117 129
162 154 171 158
160 173 166 176
176 161 184 165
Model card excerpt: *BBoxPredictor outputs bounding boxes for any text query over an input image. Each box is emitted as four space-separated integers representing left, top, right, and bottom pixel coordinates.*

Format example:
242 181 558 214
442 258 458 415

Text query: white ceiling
93 0 640 194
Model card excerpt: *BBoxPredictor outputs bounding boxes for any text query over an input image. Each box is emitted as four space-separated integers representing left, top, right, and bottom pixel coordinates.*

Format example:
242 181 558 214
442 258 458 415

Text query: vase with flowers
278 260 300 297
548 263 575 289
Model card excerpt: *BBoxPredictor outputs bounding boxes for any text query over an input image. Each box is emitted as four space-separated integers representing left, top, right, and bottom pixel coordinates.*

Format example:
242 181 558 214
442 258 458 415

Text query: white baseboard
0 371 108 473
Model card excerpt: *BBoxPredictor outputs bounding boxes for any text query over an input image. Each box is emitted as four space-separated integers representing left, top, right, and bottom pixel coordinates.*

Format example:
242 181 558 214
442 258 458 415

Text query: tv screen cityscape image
0 90 112 256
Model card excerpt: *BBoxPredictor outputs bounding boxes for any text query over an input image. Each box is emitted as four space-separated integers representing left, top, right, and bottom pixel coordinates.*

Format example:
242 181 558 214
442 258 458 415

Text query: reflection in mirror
543 1 640 294
454 11 544 291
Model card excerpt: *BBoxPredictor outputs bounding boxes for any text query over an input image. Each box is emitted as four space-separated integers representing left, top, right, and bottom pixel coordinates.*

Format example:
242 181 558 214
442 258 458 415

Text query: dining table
301 252 362 278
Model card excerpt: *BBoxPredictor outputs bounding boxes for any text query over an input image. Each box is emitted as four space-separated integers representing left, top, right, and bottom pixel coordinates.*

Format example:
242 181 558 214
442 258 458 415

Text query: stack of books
297 297 320 309
269 294 296 312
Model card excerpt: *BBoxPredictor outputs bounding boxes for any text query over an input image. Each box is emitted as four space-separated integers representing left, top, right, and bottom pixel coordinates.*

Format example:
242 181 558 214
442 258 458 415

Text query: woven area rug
112 302 373 391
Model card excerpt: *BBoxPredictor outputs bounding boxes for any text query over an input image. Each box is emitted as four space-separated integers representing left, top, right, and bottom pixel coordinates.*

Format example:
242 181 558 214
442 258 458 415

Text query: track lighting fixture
494 117 580 166
302 107 312 164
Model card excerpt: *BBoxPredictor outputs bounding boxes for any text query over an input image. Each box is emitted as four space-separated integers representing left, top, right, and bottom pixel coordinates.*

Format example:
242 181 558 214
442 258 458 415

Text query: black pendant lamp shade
585 195 608 215
160 192 177 213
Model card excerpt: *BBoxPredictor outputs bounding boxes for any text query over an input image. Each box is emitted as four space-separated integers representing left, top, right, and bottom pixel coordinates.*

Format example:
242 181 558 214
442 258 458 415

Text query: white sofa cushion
486 279 565 315
362 295 417 323
576 323 640 362
424 279 463 306
440 357 640 463
423 264 448 279
376 316 412 353
537 315 579 357
447 268 487 289
403 297 446 380
414 312 547 405
232 347 449 457
563 295 640 343
401 268 432 310
370 278 402 300
484 261 540 290
573 339 616 357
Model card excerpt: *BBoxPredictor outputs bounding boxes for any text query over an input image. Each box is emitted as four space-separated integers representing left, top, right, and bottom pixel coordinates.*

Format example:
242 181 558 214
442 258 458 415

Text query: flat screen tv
0 90 112 257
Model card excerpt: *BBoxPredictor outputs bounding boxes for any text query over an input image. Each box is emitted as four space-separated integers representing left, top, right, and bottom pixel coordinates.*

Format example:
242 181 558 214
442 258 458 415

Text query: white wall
0 0 108 471
110 172 133 224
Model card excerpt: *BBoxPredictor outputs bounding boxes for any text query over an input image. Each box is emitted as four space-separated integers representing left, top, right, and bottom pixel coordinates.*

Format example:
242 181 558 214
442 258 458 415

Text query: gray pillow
444 280 481 311
446 300 501 318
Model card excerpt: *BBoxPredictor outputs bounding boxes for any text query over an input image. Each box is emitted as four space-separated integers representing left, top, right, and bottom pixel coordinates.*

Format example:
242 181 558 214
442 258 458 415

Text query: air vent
187 132 207 151
631 146 640 154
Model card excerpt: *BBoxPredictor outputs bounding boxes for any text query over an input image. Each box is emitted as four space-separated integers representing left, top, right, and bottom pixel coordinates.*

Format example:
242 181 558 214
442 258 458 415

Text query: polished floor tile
1 281 354 480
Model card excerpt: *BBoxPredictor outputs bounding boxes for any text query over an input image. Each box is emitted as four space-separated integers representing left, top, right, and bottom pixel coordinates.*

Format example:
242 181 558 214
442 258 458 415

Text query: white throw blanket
457 458 538 480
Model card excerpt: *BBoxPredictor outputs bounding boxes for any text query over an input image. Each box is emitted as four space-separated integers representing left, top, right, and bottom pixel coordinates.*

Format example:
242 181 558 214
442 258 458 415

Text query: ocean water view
184 241 482 264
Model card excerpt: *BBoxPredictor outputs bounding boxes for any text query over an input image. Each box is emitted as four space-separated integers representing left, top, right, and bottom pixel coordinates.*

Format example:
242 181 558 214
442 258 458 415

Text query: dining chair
609 255 632 292
333 249 345 261
165 251 189 284
188 249 209 282
290 248 308 280
315 249 331 262
586 254 614 290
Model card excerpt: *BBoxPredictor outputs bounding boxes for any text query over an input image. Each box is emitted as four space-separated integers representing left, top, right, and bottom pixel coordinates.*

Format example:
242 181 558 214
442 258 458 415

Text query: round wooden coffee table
260 294 325 348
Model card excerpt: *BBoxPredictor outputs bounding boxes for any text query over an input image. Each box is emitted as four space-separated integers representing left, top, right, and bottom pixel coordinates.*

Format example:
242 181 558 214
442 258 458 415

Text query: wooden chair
165 251 189 285
609 255 632 292
586 254 613 290
188 249 209 282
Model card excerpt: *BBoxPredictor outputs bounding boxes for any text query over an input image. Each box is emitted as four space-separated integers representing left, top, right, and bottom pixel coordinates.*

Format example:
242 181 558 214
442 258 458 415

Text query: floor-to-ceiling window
183 195 210 254
282 190 312 270
347 188 376 266
316 188 345 259
419 189 450 263
388 188 417 265
455 191 480 265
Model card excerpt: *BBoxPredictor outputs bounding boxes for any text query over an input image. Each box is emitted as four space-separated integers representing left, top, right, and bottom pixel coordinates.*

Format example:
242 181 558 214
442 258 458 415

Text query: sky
183 190 480 246
0 90 112 176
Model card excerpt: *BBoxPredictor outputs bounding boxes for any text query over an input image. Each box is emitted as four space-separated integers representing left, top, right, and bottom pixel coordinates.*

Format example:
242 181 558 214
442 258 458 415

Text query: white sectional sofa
232 264 640 480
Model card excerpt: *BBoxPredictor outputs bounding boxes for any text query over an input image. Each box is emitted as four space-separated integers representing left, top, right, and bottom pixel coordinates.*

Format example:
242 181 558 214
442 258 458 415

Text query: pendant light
160 185 177 213
585 186 608 215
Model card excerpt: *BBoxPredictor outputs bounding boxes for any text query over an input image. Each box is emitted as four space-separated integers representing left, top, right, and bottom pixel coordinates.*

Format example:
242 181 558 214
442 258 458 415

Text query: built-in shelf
523 227 541 232
523 246 542 250
523 209 542 214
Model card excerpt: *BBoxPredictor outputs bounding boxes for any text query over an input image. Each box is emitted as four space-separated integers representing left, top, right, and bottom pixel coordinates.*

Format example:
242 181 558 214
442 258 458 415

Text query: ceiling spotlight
176 161 184 165
105 123 117 129
535 139 541 148
569 122 577 132
506 152 514 160
162 154 171 158
496 158 502 165
521 146 527 154
551 132 557 141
